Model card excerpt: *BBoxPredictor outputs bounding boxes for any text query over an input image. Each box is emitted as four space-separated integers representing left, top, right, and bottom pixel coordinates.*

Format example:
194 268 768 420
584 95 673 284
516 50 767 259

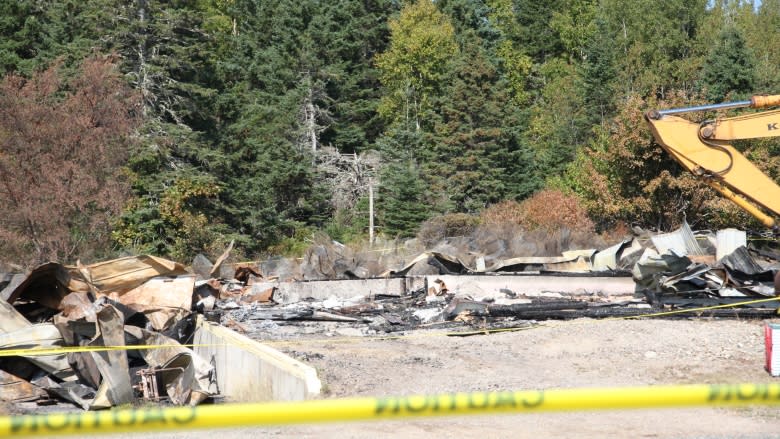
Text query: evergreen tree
700 26 755 101
598 0 708 98
485 0 533 104
0 0 41 74
512 0 566 62
427 38 535 212
374 126 433 237
378 161 431 238
111 0 227 259
579 18 617 125
0 0 118 75
437 0 501 46
299 0 397 154
201 0 336 253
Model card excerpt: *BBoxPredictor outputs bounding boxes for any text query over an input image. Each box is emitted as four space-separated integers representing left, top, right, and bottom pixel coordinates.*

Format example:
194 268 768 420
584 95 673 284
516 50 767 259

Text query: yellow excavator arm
645 95 780 229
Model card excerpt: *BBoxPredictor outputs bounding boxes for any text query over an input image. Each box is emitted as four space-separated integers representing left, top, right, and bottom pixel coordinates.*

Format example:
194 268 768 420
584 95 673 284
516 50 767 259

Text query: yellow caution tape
1 383 780 437
0 344 218 357
616 296 780 319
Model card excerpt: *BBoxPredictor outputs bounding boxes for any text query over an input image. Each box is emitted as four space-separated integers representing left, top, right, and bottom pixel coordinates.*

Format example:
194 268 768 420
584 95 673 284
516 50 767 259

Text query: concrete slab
193 316 321 402
274 277 414 304
425 274 637 298
270 274 635 304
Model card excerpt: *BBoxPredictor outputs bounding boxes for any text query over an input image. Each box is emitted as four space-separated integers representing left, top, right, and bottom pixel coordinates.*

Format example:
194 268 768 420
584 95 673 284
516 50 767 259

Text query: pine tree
427 38 536 212
701 26 755 101
378 161 431 239
579 18 617 125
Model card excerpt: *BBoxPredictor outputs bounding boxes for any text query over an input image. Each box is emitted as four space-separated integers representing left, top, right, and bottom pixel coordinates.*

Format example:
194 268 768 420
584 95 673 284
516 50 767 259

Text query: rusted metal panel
5 262 72 309
124 326 216 405
0 369 46 402
74 255 189 295
0 301 75 382
119 275 195 331
6 256 189 311
88 305 134 409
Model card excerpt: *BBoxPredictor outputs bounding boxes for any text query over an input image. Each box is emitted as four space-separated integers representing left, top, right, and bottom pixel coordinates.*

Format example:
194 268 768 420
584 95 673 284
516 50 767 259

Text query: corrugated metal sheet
716 229 747 261
491 255 592 273
650 220 706 256
544 256 592 273
720 246 767 276
593 240 630 271
562 249 597 260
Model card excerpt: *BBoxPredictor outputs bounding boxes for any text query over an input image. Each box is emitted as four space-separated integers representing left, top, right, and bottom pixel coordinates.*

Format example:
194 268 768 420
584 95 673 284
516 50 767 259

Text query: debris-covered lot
217 222 780 338
117 318 780 439
4 222 780 438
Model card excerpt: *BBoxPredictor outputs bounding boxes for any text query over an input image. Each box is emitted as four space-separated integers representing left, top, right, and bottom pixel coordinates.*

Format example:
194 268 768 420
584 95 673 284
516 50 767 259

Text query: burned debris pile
632 225 780 310
0 256 217 409
211 222 780 341
2 221 780 408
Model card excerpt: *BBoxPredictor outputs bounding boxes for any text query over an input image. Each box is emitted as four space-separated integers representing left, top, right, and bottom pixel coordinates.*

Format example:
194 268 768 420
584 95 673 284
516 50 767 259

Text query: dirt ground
38 317 780 438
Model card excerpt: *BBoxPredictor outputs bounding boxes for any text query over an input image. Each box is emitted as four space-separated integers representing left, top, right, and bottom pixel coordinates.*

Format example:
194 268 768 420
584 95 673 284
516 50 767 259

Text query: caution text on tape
2 383 780 437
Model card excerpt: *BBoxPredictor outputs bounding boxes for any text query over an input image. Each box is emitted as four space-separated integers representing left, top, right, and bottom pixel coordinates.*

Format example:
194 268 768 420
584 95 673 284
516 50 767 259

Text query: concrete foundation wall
274 277 413 304
193 317 321 402
272 275 635 304
426 274 637 297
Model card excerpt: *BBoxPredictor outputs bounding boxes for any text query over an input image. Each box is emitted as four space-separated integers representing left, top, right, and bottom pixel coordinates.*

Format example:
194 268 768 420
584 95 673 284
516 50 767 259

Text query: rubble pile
211 222 780 339
0 256 218 409
2 221 780 409
632 224 780 308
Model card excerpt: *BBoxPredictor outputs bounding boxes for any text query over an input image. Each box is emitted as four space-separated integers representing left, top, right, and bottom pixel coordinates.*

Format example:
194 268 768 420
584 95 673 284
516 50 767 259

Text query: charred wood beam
444 299 587 320
485 302 588 317
446 298 776 320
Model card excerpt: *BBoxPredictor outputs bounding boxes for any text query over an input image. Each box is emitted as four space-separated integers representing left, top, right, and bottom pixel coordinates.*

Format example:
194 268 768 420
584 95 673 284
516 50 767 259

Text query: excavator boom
645 95 780 229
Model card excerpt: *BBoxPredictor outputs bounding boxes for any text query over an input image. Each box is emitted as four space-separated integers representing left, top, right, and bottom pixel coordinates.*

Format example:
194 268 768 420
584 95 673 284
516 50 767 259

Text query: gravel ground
20 317 780 438
268 317 780 438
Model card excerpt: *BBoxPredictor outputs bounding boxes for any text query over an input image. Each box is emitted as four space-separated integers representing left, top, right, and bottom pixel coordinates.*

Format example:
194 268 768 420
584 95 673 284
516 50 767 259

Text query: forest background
0 0 778 268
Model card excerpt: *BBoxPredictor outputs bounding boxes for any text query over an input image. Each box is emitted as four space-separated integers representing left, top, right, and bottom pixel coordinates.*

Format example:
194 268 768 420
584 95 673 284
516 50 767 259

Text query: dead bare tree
297 71 332 153
315 147 380 211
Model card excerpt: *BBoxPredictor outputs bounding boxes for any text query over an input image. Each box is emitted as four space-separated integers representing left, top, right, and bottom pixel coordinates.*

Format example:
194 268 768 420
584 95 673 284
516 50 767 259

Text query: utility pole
369 180 374 247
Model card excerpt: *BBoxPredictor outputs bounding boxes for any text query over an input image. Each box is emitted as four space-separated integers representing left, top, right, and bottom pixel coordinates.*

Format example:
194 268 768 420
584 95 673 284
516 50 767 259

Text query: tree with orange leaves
0 56 140 267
